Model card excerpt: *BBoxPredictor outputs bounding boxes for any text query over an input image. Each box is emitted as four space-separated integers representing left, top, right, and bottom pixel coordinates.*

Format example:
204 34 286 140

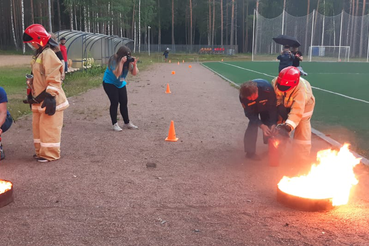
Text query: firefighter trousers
33 111 64 161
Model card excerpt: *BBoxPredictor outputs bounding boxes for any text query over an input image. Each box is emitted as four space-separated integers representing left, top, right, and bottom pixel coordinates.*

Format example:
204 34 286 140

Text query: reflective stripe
34 139 41 143
286 119 297 129
302 110 313 118
47 86 60 92
40 142 60 148
56 100 69 110
300 78 309 101
31 100 69 112
293 139 311 145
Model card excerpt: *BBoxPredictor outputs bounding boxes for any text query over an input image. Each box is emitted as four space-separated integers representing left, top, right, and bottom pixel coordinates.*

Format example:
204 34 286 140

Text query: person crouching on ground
239 80 278 160
271 66 315 162
22 24 69 163
0 86 13 160
277 45 295 72
103 45 139 131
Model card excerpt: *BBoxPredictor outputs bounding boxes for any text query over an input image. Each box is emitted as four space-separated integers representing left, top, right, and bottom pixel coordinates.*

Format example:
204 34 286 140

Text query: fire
0 180 12 194
278 144 360 206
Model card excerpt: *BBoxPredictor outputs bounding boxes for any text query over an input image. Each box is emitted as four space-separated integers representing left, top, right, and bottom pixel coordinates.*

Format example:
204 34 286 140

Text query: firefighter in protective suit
271 66 315 160
22 24 69 163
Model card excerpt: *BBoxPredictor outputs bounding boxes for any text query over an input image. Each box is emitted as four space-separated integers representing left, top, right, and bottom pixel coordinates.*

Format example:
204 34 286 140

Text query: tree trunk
351 0 359 55
226 1 229 45
245 0 249 52
21 0 25 53
212 0 215 46
69 3 73 30
235 0 237 47
158 0 161 47
304 0 310 55
230 0 234 46
349 0 356 55
208 0 211 45
57 0 61 30
10 0 18 50
30 0 34 24
190 0 192 46
242 0 245 52
359 0 366 57
221 0 223 46
172 0 175 47
132 1 135 39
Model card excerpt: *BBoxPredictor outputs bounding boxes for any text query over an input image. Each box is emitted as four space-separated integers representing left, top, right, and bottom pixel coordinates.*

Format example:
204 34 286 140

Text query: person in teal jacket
103 46 139 131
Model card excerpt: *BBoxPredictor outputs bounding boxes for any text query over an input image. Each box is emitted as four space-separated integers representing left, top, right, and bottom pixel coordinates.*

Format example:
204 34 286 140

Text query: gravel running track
0 61 368 245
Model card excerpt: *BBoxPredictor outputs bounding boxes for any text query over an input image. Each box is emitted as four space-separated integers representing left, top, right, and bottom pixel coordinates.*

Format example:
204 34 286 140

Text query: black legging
103 82 130 125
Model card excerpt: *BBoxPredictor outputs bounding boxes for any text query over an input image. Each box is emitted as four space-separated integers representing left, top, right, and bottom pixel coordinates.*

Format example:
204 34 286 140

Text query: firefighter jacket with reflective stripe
271 77 315 129
239 79 278 126
30 48 69 112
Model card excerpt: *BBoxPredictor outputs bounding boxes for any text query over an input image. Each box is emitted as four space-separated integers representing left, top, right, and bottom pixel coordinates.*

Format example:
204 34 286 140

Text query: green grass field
202 61 369 157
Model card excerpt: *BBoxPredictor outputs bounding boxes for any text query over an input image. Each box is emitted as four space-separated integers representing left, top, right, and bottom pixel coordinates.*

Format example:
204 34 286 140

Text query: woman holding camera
103 45 139 131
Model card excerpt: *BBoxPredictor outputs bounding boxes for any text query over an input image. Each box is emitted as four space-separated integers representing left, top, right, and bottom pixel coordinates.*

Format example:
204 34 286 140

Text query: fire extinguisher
268 137 279 167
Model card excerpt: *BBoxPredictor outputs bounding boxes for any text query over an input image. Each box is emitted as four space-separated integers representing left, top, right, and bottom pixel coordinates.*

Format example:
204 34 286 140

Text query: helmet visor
277 83 292 92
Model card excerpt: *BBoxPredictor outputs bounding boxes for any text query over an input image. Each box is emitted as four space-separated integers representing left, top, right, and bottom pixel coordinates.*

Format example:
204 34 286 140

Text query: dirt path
0 63 368 245
0 55 33 67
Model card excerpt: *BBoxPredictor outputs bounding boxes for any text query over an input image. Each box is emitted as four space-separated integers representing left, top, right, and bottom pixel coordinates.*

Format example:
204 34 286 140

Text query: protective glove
276 123 292 138
41 93 56 116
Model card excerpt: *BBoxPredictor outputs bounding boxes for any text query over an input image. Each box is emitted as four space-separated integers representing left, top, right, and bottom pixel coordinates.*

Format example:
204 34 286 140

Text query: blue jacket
239 79 278 126
277 52 295 72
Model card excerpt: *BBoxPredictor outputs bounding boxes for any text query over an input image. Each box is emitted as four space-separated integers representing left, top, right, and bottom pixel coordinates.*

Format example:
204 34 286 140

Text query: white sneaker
123 122 138 129
113 123 123 132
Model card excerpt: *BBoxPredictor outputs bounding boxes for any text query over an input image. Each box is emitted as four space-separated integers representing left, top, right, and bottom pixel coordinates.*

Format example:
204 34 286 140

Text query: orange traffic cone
171 71 176 75
182 60 184 63
169 60 171 63
221 59 224 62
188 65 192 68
165 83 171 94
165 120 178 142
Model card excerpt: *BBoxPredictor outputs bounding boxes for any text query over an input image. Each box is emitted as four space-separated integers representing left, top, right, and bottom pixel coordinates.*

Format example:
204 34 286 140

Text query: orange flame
278 144 360 206
0 180 12 194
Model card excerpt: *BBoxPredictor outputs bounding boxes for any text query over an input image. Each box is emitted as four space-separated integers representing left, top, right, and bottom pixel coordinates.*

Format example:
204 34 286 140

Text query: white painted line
310 86 369 104
222 62 369 104
201 62 369 166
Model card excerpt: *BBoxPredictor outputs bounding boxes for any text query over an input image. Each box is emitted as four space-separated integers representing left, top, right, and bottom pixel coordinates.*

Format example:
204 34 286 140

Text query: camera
127 56 135 63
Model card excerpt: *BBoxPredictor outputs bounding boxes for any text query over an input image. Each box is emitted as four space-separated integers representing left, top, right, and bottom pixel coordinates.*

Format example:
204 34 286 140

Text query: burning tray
0 180 13 208
277 186 334 211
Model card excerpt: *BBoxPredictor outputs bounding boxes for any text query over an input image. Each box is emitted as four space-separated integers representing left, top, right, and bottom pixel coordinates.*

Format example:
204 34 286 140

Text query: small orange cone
169 60 171 63
182 60 185 63
171 71 175 75
165 120 178 142
221 59 224 62
177 61 180 65
188 65 192 68
165 83 171 94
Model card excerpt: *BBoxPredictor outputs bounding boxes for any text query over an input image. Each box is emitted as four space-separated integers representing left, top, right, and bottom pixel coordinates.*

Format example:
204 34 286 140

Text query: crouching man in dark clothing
239 79 278 160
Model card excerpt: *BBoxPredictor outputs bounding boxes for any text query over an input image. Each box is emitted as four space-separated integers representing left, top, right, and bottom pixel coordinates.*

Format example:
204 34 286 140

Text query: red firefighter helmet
276 66 300 92
22 24 51 47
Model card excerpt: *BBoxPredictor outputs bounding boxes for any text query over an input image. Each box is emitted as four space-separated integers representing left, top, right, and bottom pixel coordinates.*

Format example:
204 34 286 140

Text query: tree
190 0 193 46
172 0 175 47
221 0 223 46
230 0 234 46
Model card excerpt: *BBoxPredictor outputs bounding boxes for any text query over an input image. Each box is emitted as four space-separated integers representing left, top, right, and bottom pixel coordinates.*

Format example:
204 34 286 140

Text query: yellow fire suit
271 77 315 157
30 48 69 161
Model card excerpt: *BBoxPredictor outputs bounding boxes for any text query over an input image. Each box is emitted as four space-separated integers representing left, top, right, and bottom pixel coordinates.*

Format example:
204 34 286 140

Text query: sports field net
309 46 350 62
253 10 369 62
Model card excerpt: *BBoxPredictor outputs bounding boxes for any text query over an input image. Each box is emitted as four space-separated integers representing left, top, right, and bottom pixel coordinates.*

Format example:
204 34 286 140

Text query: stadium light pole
148 26 151 56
